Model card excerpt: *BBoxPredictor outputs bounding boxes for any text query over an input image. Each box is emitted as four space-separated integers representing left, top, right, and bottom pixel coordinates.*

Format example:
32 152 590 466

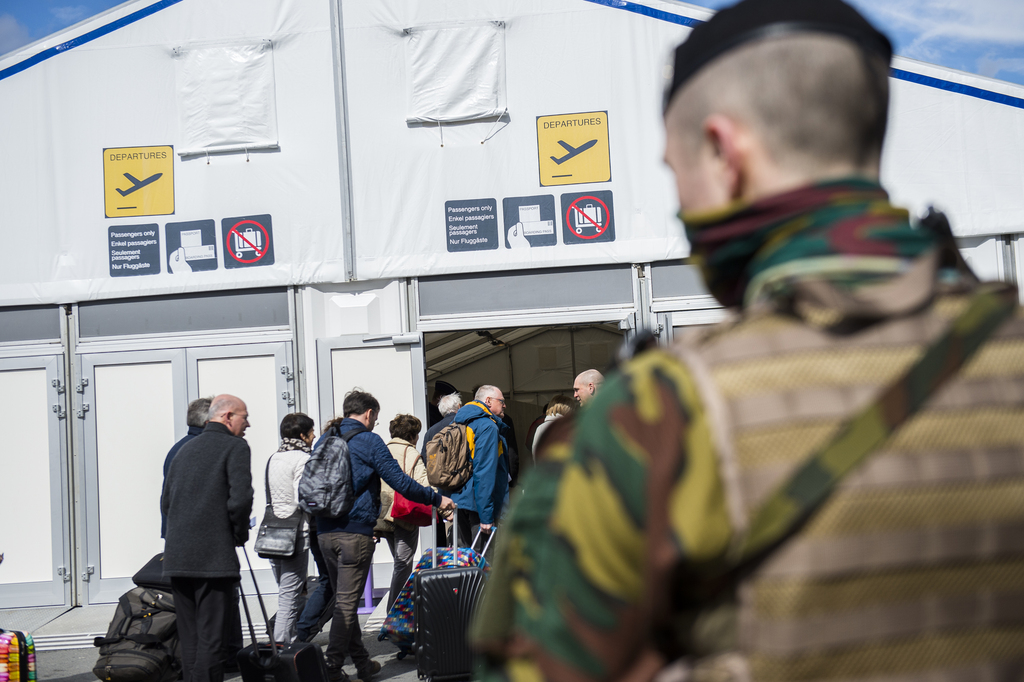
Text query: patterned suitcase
0 630 37 682
413 510 495 681
380 546 486 658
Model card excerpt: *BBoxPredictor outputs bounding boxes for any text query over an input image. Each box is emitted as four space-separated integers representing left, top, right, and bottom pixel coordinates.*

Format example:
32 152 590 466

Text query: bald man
572 369 604 406
162 394 253 682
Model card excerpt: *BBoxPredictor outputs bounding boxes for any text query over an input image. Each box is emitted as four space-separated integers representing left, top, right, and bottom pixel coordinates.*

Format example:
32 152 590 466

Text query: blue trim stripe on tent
584 0 1024 111
2 0 1023 112
0 0 185 82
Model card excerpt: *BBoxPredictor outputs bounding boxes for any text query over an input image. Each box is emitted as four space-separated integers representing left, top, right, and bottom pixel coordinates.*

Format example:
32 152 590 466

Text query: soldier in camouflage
472 0 1024 680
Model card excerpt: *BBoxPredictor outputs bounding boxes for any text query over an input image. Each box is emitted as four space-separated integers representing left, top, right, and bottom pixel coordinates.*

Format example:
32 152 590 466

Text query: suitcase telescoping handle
430 506 496 569
240 546 281 661
470 525 497 565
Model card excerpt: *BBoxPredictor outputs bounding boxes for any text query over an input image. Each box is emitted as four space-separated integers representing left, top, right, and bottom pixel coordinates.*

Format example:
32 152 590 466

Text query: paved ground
36 617 421 682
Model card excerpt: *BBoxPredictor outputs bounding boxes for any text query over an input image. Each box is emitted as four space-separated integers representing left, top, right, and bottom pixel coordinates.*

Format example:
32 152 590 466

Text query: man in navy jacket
317 390 455 682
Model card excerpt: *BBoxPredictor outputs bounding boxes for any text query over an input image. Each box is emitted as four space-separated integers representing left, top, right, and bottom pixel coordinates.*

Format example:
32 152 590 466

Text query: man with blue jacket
316 390 455 682
448 385 510 547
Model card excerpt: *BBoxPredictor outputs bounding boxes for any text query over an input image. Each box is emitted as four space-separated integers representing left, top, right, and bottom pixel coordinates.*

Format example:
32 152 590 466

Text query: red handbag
391 492 433 526
390 445 433 527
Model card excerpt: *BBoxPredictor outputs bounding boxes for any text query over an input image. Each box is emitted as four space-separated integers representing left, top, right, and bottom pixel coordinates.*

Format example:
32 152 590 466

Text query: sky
1 0 1024 87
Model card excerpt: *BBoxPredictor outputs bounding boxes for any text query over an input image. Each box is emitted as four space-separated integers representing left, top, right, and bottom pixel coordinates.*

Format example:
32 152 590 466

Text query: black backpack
93 587 180 682
297 425 367 517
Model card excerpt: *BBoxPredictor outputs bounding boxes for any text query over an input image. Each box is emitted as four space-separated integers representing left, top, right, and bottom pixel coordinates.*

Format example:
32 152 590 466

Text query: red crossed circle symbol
565 196 610 239
227 220 269 263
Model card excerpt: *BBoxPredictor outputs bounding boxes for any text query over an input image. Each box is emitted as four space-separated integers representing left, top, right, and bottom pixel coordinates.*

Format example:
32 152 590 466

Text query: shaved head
665 34 889 186
573 369 604 406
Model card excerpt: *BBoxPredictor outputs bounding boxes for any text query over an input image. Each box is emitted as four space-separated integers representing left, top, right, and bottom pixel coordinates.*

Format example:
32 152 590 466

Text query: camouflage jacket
473 252 1024 682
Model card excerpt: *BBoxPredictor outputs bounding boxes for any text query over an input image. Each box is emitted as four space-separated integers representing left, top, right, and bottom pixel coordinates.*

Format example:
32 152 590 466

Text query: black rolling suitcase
414 509 496 681
236 548 329 682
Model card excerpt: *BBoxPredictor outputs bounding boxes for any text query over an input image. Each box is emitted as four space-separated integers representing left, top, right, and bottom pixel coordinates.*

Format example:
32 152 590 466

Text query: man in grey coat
162 394 254 682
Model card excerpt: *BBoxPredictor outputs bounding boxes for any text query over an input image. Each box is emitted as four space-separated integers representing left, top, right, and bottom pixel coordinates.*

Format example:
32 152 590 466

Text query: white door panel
80 349 186 604
187 343 294 594
329 345 418 441
95 362 176 579
0 356 70 608
317 335 428 589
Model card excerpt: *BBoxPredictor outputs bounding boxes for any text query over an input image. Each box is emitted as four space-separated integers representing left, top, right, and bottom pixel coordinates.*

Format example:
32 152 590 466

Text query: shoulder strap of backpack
735 281 1017 567
339 425 367 442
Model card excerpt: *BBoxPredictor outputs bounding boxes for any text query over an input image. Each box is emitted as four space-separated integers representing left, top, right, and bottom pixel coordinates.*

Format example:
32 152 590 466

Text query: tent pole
329 0 358 281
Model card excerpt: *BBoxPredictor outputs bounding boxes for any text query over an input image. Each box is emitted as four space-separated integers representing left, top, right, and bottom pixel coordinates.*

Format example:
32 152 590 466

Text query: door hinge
280 366 294 381
52 404 66 419
281 391 295 407
82 565 95 581
57 566 71 583
76 378 89 393
52 379 65 394
77 403 90 418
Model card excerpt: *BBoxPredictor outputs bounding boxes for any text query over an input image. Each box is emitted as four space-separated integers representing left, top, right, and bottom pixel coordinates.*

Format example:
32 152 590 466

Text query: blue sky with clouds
2 0 1023 87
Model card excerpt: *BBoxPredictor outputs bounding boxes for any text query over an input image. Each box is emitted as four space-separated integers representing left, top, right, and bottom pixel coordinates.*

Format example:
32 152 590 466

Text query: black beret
665 0 892 110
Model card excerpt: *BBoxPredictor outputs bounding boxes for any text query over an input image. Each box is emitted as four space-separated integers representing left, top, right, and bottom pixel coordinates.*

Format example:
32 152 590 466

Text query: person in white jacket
266 412 316 644
529 395 574 462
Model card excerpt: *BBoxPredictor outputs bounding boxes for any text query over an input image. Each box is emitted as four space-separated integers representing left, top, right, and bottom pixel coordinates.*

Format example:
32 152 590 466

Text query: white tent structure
0 0 1022 610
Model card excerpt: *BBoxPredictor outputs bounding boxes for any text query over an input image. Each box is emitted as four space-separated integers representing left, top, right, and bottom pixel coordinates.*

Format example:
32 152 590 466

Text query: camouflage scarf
683 178 937 308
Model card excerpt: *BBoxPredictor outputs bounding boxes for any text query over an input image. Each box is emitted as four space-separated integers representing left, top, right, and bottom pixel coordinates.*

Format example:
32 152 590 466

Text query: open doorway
423 323 625 461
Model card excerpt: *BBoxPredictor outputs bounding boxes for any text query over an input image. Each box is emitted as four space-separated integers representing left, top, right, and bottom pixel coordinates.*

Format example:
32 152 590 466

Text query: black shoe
356 660 381 682
326 666 349 682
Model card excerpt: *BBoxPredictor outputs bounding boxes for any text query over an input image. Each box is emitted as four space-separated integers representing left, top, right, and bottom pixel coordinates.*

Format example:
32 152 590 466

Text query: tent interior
424 323 625 459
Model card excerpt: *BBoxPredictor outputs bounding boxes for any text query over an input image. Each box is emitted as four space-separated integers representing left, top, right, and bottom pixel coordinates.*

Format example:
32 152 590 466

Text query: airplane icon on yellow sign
550 139 597 165
116 172 163 197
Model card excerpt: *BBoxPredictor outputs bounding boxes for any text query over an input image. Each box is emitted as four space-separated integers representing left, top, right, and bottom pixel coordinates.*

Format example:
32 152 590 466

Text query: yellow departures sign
536 111 611 187
103 145 174 218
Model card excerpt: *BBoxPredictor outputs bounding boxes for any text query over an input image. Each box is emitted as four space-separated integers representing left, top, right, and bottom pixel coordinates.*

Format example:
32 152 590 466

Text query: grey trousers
385 524 418 612
269 541 308 644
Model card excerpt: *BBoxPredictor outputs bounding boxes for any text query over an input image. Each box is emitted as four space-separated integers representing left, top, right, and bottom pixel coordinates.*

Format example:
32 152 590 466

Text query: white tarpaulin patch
405 22 506 124
174 40 279 156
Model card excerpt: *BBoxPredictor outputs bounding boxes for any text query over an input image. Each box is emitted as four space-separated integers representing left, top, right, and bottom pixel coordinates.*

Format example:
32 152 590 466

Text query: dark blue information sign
445 199 498 252
560 190 615 245
166 219 218 273
109 224 160 277
502 195 557 248
223 214 275 269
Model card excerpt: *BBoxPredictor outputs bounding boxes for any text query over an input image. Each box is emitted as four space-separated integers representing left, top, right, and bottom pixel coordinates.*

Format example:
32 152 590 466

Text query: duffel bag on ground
93 587 180 682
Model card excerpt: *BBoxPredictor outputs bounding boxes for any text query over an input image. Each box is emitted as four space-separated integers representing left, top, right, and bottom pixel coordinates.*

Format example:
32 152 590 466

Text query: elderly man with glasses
162 394 254 682
445 384 512 547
